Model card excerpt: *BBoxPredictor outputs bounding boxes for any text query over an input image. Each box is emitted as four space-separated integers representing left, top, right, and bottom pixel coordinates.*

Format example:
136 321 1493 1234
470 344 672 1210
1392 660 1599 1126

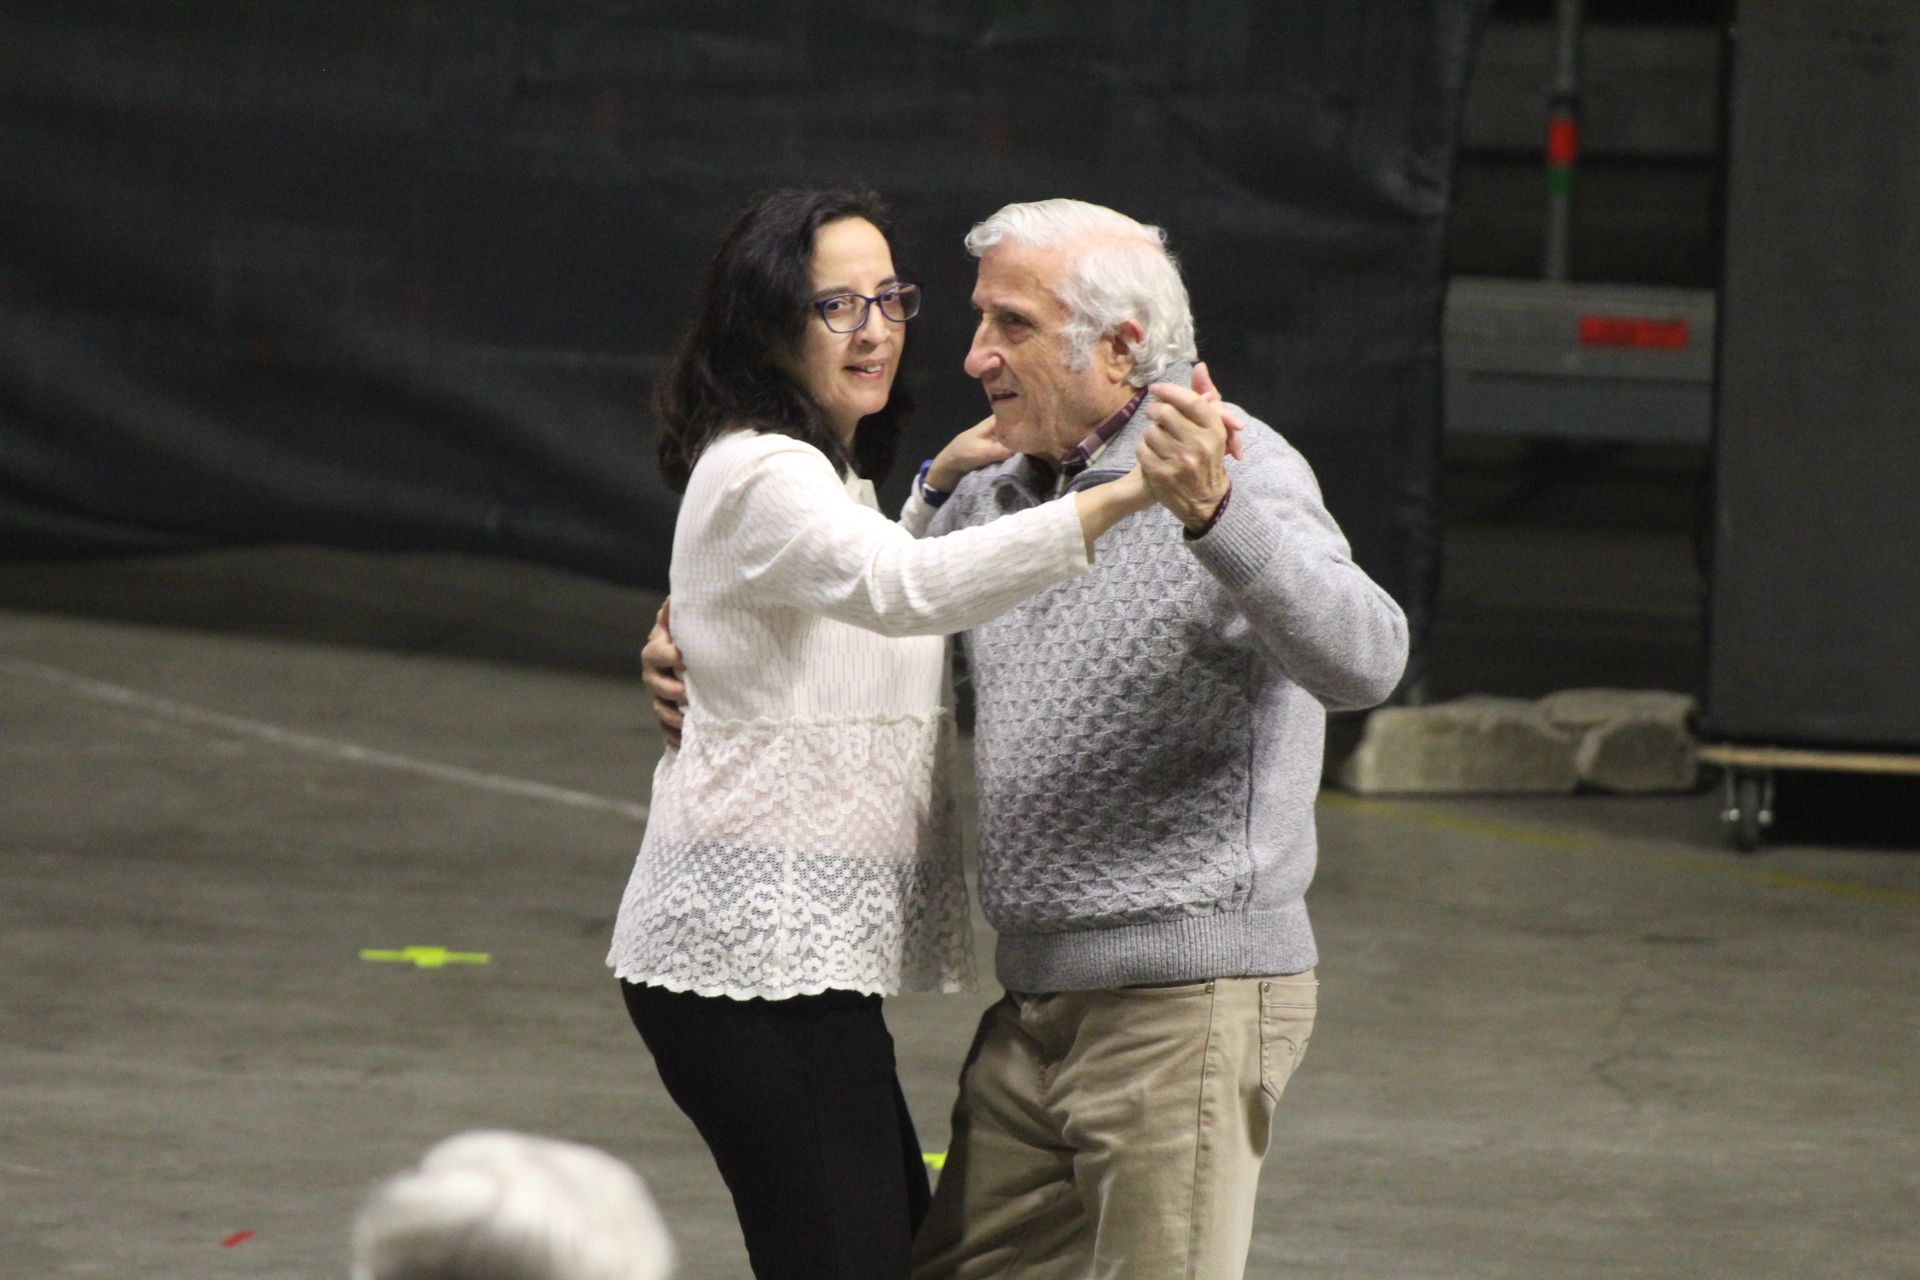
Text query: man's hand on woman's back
642 599 686 749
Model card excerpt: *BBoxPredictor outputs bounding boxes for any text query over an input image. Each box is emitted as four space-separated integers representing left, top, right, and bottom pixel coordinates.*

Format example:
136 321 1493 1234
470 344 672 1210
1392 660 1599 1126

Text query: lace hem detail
609 711 975 999
607 837 975 998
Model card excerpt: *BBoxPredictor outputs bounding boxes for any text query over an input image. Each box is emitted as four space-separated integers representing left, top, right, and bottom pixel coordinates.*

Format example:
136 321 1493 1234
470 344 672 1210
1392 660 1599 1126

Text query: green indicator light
1547 168 1575 196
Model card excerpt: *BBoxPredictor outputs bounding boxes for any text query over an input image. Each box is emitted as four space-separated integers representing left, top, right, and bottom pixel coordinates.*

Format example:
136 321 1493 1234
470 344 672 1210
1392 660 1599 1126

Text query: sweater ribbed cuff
1184 474 1283 589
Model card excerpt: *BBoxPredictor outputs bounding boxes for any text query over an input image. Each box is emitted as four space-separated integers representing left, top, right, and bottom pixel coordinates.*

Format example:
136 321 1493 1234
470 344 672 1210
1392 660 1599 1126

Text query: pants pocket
1258 976 1318 1103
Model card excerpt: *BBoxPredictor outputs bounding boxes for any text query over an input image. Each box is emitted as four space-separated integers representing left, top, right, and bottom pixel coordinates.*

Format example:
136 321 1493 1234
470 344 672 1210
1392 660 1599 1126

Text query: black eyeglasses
813 283 922 333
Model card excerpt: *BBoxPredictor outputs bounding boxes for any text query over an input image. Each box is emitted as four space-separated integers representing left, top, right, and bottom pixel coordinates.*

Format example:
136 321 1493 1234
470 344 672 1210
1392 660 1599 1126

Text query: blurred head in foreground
350 1130 674 1280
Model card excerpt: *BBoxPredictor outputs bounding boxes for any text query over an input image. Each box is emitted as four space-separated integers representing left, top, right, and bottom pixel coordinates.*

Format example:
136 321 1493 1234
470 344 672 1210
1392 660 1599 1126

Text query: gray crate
1444 276 1715 443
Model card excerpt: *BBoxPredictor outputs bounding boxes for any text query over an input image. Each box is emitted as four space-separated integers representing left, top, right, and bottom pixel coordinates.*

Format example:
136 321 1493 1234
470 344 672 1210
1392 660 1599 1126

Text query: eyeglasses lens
879 285 920 323
819 297 862 332
819 286 919 332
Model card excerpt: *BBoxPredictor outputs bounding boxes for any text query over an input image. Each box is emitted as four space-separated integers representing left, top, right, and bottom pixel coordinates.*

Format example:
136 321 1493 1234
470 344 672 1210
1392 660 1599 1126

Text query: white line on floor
0 655 649 823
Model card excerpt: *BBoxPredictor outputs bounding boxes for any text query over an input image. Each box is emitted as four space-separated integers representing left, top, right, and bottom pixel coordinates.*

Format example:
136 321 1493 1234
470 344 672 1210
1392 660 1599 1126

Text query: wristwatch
915 458 951 508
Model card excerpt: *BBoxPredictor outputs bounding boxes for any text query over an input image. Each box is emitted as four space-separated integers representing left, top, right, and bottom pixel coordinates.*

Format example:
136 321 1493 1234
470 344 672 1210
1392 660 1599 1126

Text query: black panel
1705 0 1920 746
0 2 1487 686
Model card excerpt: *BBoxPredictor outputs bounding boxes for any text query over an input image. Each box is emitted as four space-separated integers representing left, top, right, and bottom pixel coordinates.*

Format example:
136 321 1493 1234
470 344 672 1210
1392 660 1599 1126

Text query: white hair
350 1131 674 1280
964 198 1197 386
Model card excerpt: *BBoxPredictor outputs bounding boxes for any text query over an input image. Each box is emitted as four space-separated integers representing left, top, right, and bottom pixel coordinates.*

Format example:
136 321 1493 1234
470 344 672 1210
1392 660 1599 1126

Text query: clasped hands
1138 360 1239 534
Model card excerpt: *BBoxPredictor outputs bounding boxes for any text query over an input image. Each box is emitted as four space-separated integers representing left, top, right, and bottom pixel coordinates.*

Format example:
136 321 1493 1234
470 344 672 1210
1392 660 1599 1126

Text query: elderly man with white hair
350 1131 674 1280
895 199 1408 1280
647 197 1407 1277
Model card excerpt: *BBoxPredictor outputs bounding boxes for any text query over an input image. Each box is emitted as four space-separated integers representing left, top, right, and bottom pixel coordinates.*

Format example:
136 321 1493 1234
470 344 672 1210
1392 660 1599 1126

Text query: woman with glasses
607 187 1153 1279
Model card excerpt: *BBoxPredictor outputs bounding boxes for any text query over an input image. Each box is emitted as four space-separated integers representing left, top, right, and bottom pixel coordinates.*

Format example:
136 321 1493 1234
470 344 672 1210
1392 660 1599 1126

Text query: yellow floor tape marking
360 946 492 969
1318 792 1920 910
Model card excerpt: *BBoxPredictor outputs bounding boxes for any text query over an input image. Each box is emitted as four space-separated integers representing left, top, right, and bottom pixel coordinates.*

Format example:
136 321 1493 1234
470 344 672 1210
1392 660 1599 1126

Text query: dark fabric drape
1 1 1487 681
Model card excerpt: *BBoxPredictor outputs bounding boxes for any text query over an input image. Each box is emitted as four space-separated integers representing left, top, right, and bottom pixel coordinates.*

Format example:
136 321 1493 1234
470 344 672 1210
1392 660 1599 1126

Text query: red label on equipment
1547 117 1580 167
1578 315 1690 350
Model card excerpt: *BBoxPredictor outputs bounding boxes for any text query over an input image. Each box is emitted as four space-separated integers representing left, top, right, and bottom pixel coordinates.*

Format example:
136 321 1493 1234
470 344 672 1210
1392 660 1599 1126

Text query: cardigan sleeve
897 484 936 538
712 436 1089 637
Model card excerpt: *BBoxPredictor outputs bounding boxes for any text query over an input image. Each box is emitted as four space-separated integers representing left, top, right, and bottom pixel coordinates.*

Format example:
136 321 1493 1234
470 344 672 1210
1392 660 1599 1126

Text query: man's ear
1103 319 1146 382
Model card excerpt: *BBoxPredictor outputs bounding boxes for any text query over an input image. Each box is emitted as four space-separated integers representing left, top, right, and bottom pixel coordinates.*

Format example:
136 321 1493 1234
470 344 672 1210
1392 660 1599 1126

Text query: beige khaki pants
911 972 1317 1280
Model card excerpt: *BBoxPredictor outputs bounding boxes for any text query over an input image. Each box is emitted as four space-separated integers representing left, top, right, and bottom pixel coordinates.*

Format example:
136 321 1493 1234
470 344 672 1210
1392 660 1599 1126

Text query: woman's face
791 217 905 444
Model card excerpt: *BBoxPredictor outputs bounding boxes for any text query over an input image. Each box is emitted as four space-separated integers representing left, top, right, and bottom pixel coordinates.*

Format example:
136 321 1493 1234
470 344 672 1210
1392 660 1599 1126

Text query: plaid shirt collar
1055 388 1149 494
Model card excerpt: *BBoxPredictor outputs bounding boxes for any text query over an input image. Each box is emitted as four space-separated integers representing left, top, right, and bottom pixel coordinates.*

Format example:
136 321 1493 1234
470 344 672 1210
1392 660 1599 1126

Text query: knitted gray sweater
927 366 1408 991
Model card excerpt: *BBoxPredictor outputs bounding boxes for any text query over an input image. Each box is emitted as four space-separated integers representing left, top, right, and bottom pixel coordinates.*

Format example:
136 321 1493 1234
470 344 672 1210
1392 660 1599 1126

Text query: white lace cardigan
607 429 1091 999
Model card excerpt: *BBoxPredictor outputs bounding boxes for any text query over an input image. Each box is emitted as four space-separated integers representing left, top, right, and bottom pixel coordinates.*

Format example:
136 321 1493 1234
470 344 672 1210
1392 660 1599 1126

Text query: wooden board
1698 744 1920 777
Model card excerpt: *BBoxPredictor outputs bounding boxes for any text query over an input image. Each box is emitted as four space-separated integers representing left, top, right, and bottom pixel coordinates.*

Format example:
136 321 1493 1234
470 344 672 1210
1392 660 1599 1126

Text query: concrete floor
3 545 1917 1279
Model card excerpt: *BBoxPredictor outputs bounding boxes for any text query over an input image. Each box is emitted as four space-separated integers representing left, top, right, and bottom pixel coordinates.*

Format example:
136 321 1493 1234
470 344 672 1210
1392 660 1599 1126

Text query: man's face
963 242 1134 460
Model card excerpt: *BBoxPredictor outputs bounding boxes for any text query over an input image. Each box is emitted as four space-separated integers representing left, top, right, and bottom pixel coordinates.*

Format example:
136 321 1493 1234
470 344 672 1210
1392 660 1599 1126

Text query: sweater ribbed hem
992 903 1317 993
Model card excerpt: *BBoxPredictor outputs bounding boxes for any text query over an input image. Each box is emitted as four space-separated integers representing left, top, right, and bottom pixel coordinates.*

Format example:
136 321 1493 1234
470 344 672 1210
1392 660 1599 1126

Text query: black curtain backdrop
1 1 1487 683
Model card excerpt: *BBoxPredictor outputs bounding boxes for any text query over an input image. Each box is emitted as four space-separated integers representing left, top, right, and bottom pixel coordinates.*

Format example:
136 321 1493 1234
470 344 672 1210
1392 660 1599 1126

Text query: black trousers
621 981 931 1280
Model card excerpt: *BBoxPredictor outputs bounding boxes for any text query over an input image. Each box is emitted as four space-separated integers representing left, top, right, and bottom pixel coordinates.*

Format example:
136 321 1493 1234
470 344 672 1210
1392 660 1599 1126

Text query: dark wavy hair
655 187 914 493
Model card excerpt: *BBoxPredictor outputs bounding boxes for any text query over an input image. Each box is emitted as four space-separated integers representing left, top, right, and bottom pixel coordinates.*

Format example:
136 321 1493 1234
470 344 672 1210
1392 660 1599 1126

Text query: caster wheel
1731 771 1771 853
